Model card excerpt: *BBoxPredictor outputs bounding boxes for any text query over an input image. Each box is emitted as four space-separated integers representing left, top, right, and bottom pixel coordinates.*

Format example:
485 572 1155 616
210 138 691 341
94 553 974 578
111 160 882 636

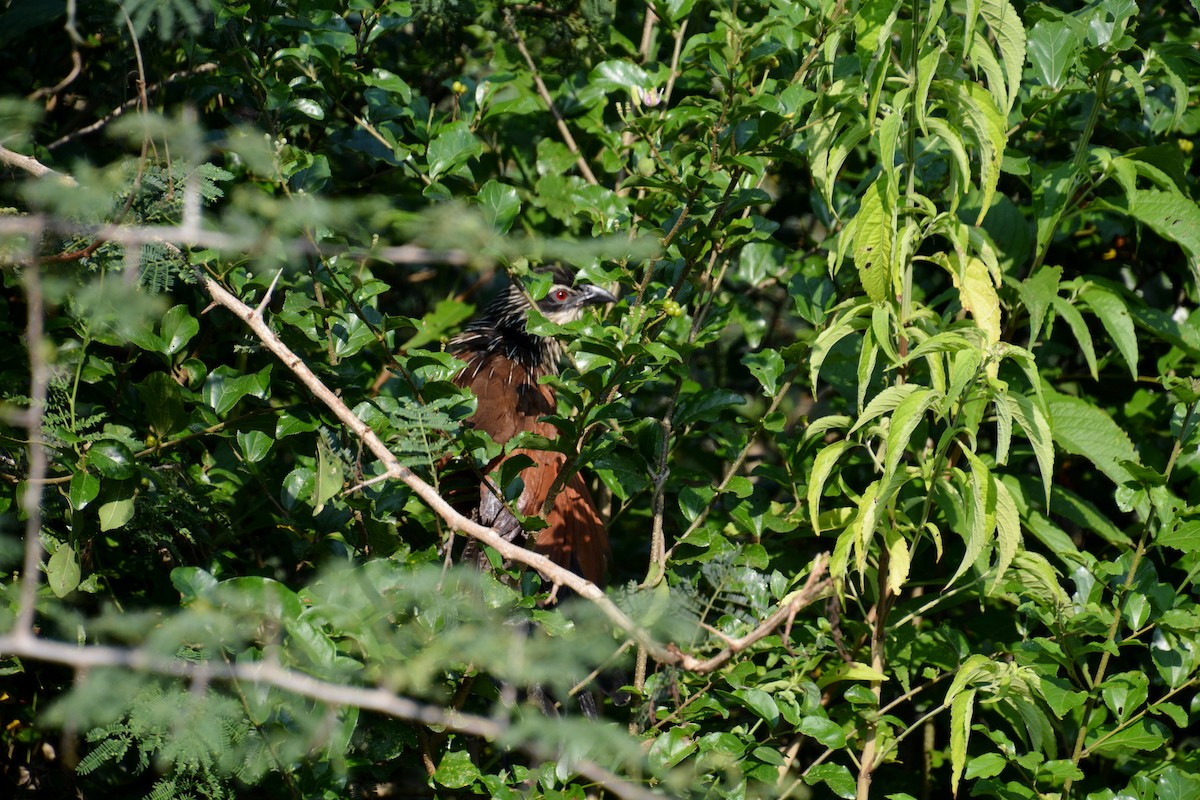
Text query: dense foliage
3 0 1200 798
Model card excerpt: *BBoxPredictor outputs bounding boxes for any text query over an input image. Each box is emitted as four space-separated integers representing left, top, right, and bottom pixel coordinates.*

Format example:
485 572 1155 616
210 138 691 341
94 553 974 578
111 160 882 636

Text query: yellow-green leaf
852 176 896 303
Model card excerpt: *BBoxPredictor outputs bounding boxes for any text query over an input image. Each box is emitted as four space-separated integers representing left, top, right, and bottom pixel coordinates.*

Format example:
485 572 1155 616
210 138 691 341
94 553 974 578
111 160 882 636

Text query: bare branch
503 9 599 186
15 260 49 634
0 215 468 267
0 632 664 800
0 146 76 185
199 270 832 674
47 63 220 150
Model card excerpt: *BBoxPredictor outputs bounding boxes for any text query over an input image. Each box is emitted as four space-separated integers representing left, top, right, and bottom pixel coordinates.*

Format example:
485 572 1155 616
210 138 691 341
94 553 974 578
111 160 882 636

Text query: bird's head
486 267 616 332
453 267 616 372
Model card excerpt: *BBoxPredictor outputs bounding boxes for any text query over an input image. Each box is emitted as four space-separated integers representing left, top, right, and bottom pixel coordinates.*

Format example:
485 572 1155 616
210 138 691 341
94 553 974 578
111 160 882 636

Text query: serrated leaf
1046 391 1138 488
949 687 976 795
853 175 896 302
850 384 920 435
952 255 1001 359
1007 392 1054 505
1158 520 1200 554
313 437 344 514
1019 265 1061 343
1027 19 1081 91
1087 718 1169 757
427 121 483 180
1081 286 1138 380
1121 190 1200 279
941 81 1006 223
990 478 1020 592
979 0 1026 114
884 387 939 479
1050 295 1097 379
884 525 910 594
809 441 852 535
949 448 993 586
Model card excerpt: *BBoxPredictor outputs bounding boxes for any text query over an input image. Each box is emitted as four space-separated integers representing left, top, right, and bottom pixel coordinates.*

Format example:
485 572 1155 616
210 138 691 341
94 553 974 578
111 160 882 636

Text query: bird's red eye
553 288 570 302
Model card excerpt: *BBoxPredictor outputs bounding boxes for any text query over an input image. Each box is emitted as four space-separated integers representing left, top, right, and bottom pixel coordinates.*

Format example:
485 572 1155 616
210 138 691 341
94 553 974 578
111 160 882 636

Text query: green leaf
1027 19 1081 91
1007 392 1054 505
203 364 272 416
1046 390 1138 488
850 384 919 434
799 715 847 748
589 59 651 93
475 180 520 234
1087 718 1169 757
953 255 1001 349
949 687 976 795
86 440 137 480
852 175 896 303
648 725 699 770
313 437 344 514
990 478 1020 592
940 81 1007 223
1081 286 1138 380
427 121 483 180
884 387 939 479
978 0 1026 114
950 449 993 586
137 372 186 438
1049 295 1097 379
159 303 199 356
1115 191 1200 279
47 543 81 597
809 441 852 535
237 430 273 463
804 762 856 799
433 749 480 789
98 497 136 531
1158 520 1200 554
965 752 1006 780
1018 265 1061 343
734 688 779 726
743 348 785 396
69 470 101 511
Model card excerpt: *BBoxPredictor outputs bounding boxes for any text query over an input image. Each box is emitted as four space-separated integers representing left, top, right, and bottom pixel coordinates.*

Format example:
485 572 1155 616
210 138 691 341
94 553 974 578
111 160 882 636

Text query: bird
447 267 615 589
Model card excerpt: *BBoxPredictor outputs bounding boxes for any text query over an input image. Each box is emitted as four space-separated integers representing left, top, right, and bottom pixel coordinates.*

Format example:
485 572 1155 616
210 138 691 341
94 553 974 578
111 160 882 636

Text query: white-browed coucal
448 269 615 588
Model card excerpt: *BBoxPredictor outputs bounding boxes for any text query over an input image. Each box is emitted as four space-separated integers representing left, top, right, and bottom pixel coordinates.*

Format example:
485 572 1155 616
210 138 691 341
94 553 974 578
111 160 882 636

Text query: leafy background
2 0 1200 798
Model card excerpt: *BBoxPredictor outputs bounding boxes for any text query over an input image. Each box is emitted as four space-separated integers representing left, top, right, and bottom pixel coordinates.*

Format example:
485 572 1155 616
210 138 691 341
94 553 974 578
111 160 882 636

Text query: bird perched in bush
448 268 615 589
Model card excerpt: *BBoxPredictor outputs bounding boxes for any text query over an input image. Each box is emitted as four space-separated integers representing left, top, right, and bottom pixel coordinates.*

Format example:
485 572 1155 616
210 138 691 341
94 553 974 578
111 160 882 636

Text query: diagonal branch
199 270 832 674
0 632 663 800
503 9 599 186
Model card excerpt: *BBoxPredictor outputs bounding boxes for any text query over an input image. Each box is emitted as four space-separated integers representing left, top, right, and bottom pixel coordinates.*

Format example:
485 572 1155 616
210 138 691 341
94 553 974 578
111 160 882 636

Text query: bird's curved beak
575 284 617 308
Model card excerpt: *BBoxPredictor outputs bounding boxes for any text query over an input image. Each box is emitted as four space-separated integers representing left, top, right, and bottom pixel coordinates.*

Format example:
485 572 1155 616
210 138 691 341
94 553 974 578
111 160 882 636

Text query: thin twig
0 633 664 800
0 146 76 184
0 215 468 266
503 9 599 186
15 251 49 634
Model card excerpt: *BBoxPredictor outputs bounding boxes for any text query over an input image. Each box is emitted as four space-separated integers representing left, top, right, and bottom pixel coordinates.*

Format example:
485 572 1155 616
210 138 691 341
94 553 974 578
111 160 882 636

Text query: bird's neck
453 318 562 375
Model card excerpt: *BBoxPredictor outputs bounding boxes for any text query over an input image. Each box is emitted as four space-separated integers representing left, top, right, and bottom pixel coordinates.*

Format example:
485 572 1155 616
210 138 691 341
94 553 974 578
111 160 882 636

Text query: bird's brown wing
453 353 610 586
